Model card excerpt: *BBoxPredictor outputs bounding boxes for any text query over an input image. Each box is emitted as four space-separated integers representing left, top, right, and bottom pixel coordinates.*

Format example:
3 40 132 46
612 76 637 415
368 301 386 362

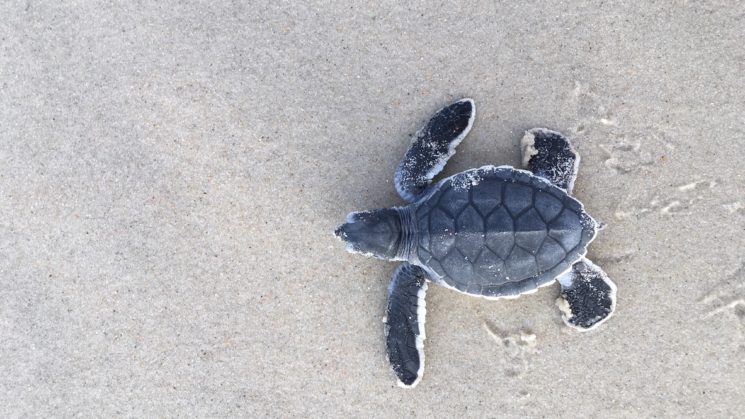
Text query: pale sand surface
1 1 744 417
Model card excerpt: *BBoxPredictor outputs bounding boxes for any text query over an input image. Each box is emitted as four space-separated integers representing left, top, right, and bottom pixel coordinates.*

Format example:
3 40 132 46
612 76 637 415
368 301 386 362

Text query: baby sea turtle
334 99 617 388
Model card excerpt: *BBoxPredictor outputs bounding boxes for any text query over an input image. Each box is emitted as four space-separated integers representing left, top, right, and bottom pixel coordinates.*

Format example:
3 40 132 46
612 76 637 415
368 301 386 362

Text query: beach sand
1 1 744 417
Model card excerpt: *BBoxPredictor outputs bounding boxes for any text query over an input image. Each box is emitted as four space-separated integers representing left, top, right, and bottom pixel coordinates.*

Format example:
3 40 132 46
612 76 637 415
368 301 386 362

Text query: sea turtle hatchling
334 99 617 388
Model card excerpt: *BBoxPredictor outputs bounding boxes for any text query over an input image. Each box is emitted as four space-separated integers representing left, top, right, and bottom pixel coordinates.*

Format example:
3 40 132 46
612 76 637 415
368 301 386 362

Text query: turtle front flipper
394 99 475 202
555 257 617 330
520 128 580 193
385 263 429 388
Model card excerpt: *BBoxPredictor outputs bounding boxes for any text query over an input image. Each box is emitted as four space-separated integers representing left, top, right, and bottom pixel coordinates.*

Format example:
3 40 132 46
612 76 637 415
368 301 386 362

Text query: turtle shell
411 166 597 298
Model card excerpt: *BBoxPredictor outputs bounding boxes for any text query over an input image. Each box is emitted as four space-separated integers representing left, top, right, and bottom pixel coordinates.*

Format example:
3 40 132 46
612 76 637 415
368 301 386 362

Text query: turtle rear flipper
394 99 475 202
520 128 579 193
556 257 617 330
385 263 429 387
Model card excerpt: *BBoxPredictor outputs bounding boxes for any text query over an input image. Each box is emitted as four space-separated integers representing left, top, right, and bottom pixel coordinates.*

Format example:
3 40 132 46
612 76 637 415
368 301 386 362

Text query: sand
1 1 744 417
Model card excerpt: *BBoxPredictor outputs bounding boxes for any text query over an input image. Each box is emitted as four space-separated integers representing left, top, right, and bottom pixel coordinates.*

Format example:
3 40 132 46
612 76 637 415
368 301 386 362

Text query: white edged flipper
520 128 580 193
394 99 475 202
556 257 617 331
384 263 429 387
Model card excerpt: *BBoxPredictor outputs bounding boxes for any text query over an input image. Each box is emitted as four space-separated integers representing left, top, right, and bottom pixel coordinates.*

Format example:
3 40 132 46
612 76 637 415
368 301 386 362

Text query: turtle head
334 208 408 260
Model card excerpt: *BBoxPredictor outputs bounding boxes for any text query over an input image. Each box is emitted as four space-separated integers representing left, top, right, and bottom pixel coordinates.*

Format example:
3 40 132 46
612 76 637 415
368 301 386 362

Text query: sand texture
1 1 744 417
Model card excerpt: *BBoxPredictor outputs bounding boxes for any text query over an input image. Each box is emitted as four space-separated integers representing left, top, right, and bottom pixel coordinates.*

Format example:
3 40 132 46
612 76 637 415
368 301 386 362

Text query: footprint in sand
482 321 538 378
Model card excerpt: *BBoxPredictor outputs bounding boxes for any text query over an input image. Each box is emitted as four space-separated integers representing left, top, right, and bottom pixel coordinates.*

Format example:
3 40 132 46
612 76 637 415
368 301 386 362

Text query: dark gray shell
411 166 597 298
